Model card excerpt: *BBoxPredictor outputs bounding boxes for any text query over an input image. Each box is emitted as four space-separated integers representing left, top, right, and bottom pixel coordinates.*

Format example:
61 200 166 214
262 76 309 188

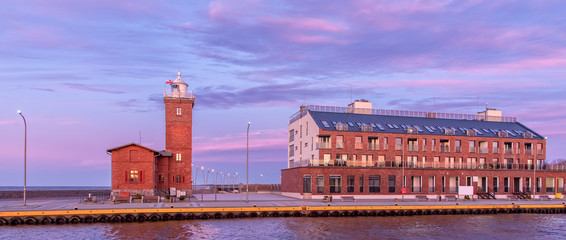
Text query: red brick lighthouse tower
162 72 194 192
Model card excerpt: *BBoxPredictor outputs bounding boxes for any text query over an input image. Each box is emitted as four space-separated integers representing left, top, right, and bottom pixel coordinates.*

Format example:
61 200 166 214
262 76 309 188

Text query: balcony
479 147 489 154
525 149 533 155
504 149 513 155
288 158 566 172
317 142 331 149
368 144 379 151
440 146 450 153
408 145 418 152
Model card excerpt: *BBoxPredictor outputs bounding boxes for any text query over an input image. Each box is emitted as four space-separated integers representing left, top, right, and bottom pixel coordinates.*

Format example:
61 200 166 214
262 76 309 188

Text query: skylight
321 121 330 128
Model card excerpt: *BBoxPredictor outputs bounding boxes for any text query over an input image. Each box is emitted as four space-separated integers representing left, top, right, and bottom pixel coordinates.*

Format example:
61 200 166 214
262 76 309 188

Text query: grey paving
0 193 563 212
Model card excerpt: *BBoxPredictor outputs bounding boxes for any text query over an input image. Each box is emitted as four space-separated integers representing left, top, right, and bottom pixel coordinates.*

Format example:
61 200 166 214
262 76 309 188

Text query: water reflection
2 215 566 240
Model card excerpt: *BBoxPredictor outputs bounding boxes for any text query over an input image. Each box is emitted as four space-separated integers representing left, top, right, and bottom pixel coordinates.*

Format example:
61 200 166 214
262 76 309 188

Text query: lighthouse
108 72 195 197
162 72 195 193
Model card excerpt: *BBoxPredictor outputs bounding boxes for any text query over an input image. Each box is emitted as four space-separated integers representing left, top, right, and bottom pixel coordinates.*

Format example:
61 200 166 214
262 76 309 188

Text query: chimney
477 108 502 122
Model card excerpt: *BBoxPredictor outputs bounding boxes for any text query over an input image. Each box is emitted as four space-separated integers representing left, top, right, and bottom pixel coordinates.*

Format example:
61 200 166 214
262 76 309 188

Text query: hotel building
281 100 566 199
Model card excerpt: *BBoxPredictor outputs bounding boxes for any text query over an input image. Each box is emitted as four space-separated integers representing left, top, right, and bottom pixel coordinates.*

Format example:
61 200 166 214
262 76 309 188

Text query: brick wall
111 145 156 191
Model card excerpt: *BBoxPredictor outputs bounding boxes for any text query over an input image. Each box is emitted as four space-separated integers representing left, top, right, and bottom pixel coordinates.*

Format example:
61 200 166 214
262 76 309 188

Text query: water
0 186 110 191
2 214 566 239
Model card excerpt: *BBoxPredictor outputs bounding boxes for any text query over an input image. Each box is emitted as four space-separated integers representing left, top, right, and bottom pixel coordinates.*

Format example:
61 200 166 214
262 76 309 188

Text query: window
289 130 294 142
300 125 302 138
537 178 542 193
449 177 459 193
159 175 164 183
289 145 294 157
546 178 555 193
440 140 449 152
493 177 499 192
176 153 182 162
347 175 355 193
368 137 379 150
469 141 476 153
383 137 388 150
317 175 324 193
176 107 182 116
429 176 435 193
411 176 422 193
442 176 446 193
175 175 182 183
504 177 509 193
395 138 402 150
422 139 427 152
303 175 312 193
355 136 363 150
321 121 330 128
329 175 341 193
129 170 140 182
388 175 396 193
493 142 499 154
455 140 461 153
408 139 418 152
537 143 543 155
369 175 381 193
359 175 364 193
306 122 308 136
336 136 344 149
318 136 331 149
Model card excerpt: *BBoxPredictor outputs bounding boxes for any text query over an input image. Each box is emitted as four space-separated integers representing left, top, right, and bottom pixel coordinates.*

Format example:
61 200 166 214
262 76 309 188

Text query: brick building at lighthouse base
107 72 194 197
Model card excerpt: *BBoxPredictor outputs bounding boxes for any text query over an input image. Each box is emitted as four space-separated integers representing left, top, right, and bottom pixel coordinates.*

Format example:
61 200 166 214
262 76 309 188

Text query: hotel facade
281 100 566 199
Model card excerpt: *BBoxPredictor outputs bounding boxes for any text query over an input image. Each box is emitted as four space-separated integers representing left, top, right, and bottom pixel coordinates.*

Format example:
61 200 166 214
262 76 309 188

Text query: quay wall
1 204 566 226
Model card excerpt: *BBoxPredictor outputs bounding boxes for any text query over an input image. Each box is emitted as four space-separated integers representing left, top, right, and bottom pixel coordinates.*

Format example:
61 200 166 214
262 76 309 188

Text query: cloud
64 83 125 94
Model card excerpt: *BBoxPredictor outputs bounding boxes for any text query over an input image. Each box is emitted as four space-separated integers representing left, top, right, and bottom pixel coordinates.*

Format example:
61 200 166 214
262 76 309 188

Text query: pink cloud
261 17 347 33
0 121 18 125
193 128 287 153
285 34 349 45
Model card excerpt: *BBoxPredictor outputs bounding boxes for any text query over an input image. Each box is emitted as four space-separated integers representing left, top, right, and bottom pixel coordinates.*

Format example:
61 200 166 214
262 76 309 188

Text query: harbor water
2 214 566 239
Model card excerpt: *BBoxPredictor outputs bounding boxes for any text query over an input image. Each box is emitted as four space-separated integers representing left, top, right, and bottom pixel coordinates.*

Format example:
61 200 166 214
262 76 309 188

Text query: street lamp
247 122 251 203
200 166 205 201
17 110 27 206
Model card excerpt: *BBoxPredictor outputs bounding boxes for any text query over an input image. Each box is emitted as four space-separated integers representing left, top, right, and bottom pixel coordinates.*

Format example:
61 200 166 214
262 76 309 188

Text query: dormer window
177 107 182 116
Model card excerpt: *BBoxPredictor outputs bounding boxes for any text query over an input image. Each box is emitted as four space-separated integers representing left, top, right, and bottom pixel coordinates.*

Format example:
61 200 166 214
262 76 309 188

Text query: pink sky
1 0 566 186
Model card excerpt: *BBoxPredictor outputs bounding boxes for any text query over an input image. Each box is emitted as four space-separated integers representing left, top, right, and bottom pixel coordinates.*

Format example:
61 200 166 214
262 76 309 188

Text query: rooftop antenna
350 85 353 103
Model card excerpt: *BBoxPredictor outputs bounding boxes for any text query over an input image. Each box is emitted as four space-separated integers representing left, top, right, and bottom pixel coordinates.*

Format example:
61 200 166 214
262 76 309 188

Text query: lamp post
247 122 251 203
200 166 205 201
17 110 27 206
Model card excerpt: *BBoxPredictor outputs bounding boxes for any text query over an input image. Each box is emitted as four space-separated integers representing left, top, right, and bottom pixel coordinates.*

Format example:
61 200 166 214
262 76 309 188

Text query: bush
464 195 471 200
165 195 171 199
134 194 142 199
179 196 185 201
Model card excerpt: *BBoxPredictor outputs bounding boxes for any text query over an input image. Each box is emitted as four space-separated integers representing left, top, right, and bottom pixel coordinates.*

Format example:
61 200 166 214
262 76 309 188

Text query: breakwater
1 204 565 226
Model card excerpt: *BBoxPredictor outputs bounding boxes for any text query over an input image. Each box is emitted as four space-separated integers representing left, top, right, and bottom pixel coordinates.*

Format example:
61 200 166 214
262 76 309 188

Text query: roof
308 110 544 140
106 143 160 153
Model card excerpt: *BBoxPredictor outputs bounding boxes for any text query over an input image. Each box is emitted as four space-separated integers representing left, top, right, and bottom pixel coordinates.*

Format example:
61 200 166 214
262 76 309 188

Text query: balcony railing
287 159 566 172
408 145 418 152
440 146 450 153
504 149 513 155
525 149 533 155
317 142 331 149
479 147 489 154
368 144 379 151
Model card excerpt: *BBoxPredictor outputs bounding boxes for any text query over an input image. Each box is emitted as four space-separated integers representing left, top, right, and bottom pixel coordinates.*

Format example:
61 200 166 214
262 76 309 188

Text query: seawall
0 190 110 199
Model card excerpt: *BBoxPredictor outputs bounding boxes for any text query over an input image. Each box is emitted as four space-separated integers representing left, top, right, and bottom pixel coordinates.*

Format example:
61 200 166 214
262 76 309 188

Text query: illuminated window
176 107 182 116
175 175 182 183
130 170 139 182
159 175 164 183
176 153 182 162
